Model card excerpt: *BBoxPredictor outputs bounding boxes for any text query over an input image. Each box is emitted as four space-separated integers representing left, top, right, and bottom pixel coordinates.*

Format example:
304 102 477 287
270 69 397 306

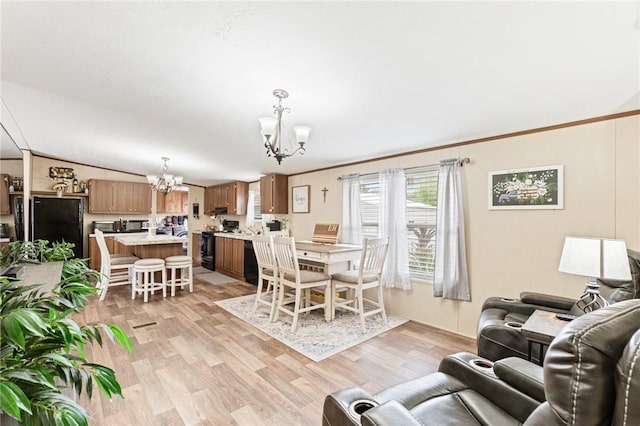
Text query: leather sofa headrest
542 299 640 425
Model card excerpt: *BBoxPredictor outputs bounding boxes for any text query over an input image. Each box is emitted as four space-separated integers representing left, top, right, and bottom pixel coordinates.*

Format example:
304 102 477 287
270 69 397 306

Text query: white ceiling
1 1 638 187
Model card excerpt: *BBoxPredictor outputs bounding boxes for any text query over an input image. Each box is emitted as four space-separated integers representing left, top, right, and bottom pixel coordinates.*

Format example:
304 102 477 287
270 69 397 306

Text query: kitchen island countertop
114 234 185 246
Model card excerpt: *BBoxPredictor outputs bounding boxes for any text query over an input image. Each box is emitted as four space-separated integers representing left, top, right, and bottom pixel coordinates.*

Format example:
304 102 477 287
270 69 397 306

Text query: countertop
114 234 185 246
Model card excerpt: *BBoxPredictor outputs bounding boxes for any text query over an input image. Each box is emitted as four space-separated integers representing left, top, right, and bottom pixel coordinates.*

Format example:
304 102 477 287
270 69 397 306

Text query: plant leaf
0 381 32 420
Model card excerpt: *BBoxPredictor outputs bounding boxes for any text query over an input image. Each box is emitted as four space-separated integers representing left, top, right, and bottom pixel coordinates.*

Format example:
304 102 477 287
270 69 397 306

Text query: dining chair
331 237 389 333
252 235 280 321
272 236 332 332
95 229 139 301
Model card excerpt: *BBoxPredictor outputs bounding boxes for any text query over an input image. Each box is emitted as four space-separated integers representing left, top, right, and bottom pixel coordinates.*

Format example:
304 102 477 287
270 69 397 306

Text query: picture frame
292 185 310 213
489 165 564 210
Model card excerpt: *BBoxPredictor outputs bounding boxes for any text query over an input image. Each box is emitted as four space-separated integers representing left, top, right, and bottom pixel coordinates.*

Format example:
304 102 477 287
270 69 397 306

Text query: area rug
197 271 239 285
215 294 409 362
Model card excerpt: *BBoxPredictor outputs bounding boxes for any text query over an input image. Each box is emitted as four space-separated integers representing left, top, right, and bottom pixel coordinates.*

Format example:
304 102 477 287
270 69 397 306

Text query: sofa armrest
482 297 575 315
519 292 576 311
361 401 422 426
439 352 541 422
323 387 377 426
494 357 545 402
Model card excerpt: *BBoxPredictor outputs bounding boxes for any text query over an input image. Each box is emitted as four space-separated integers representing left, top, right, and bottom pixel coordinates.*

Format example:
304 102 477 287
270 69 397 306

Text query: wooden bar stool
131 258 166 302
165 255 193 296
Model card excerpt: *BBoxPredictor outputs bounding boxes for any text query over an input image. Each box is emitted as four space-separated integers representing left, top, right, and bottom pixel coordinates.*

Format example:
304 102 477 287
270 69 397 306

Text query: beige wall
287 114 640 338
3 114 638 338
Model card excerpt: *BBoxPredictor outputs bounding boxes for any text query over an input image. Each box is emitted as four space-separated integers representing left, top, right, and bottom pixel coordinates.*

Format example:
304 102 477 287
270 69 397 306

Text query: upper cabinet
157 190 188 215
226 182 248 215
260 174 288 214
88 179 151 214
0 174 10 215
204 182 248 215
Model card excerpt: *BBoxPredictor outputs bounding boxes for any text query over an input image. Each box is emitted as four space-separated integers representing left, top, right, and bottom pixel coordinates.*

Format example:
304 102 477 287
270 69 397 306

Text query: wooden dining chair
95 229 139 301
331 237 389 333
272 236 332 332
252 235 279 320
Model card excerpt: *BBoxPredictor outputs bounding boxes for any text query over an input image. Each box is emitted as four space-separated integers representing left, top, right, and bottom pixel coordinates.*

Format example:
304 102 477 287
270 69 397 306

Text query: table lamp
558 236 631 313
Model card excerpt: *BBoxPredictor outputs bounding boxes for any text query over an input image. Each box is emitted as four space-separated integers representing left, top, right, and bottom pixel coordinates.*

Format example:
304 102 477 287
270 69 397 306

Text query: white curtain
434 159 470 301
246 190 256 227
340 174 362 245
380 168 411 290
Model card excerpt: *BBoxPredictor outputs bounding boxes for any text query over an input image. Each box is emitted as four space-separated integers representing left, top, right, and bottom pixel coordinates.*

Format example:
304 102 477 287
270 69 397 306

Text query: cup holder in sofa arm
348 399 379 420
500 297 518 303
505 321 523 330
469 358 494 369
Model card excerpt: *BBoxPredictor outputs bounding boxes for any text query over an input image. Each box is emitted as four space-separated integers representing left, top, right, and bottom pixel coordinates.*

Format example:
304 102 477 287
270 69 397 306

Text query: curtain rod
337 157 470 180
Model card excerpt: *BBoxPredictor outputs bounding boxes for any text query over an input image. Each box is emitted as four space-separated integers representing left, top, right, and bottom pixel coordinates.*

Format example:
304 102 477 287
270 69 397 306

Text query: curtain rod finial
459 157 470 166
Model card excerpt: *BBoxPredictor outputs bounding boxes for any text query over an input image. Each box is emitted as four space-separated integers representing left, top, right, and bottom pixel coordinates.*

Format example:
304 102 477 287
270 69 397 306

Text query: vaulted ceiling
1 1 638 186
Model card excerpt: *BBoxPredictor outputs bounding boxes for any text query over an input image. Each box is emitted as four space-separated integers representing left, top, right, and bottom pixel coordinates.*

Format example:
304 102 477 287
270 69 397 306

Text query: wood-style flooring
75 274 476 425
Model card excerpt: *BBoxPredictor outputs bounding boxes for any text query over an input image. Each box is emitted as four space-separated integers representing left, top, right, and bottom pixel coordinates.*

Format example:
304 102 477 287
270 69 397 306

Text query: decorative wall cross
322 187 329 203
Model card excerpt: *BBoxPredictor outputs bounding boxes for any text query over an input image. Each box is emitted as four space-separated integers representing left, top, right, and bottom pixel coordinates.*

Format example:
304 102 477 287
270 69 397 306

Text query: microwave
92 221 117 233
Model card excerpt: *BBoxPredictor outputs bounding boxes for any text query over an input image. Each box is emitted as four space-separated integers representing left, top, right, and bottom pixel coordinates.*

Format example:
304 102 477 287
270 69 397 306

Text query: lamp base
575 279 609 314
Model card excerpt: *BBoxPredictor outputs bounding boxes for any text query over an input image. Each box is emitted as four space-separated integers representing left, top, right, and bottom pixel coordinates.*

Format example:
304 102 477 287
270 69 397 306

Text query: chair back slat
94 229 111 274
272 236 300 280
360 237 389 277
253 235 277 272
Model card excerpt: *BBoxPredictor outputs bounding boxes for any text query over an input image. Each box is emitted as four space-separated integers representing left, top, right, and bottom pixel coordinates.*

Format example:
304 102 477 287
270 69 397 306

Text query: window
360 166 439 280
253 193 263 221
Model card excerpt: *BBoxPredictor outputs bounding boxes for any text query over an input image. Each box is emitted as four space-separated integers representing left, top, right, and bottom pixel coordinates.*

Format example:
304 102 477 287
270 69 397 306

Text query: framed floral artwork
489 165 563 210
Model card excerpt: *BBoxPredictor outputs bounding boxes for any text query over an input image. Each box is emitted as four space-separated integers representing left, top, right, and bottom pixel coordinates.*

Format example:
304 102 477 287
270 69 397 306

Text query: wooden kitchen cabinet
0 174 11 215
88 179 151 214
88 179 115 213
191 232 202 266
204 182 248 215
214 235 244 280
260 174 288 214
204 186 215 215
226 182 248 215
131 182 152 213
158 190 188 215
214 185 225 208
214 236 225 270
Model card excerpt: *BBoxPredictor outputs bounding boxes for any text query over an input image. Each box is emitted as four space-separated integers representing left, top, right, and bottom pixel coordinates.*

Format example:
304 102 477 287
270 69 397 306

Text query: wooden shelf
11 191 89 197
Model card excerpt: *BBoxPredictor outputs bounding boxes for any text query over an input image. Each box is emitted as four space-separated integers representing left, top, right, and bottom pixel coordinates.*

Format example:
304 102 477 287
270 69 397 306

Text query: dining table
294 241 362 275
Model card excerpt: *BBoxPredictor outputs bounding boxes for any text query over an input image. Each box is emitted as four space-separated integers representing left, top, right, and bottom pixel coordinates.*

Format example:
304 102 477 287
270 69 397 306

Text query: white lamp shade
146 175 158 185
559 236 631 280
174 176 184 185
293 125 311 143
258 117 276 136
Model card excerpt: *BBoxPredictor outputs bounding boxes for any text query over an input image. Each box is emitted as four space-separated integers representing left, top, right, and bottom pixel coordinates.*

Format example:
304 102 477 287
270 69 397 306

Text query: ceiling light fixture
258 89 310 165
146 157 183 195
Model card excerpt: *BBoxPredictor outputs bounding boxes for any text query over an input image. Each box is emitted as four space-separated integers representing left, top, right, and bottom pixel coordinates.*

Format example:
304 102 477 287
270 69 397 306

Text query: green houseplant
0 240 133 426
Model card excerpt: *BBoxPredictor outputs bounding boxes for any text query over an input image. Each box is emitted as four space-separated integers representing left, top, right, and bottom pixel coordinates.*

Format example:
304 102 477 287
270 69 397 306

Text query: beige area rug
215 294 409 362
193 268 239 285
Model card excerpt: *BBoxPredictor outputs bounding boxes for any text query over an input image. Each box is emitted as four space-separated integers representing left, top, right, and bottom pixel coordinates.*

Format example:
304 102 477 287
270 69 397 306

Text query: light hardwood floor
75 275 476 425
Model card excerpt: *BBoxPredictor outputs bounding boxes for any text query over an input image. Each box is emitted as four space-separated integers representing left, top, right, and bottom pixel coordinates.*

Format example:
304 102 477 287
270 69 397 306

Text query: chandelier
258 89 311 164
146 157 183 195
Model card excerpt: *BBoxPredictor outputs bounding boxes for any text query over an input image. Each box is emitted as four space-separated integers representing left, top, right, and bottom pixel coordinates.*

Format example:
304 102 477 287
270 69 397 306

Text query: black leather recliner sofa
322 299 640 425
477 249 640 363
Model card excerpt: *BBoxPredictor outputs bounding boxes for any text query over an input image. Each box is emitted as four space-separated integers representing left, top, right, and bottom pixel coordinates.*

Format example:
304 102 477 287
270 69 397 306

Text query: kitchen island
114 234 184 259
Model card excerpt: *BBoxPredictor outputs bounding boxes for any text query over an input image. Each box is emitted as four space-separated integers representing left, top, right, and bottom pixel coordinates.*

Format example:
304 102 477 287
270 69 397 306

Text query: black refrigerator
31 196 84 259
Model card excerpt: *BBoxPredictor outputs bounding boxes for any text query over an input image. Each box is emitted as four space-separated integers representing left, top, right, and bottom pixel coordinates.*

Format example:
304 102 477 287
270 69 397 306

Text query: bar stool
165 255 193 296
131 258 166 302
